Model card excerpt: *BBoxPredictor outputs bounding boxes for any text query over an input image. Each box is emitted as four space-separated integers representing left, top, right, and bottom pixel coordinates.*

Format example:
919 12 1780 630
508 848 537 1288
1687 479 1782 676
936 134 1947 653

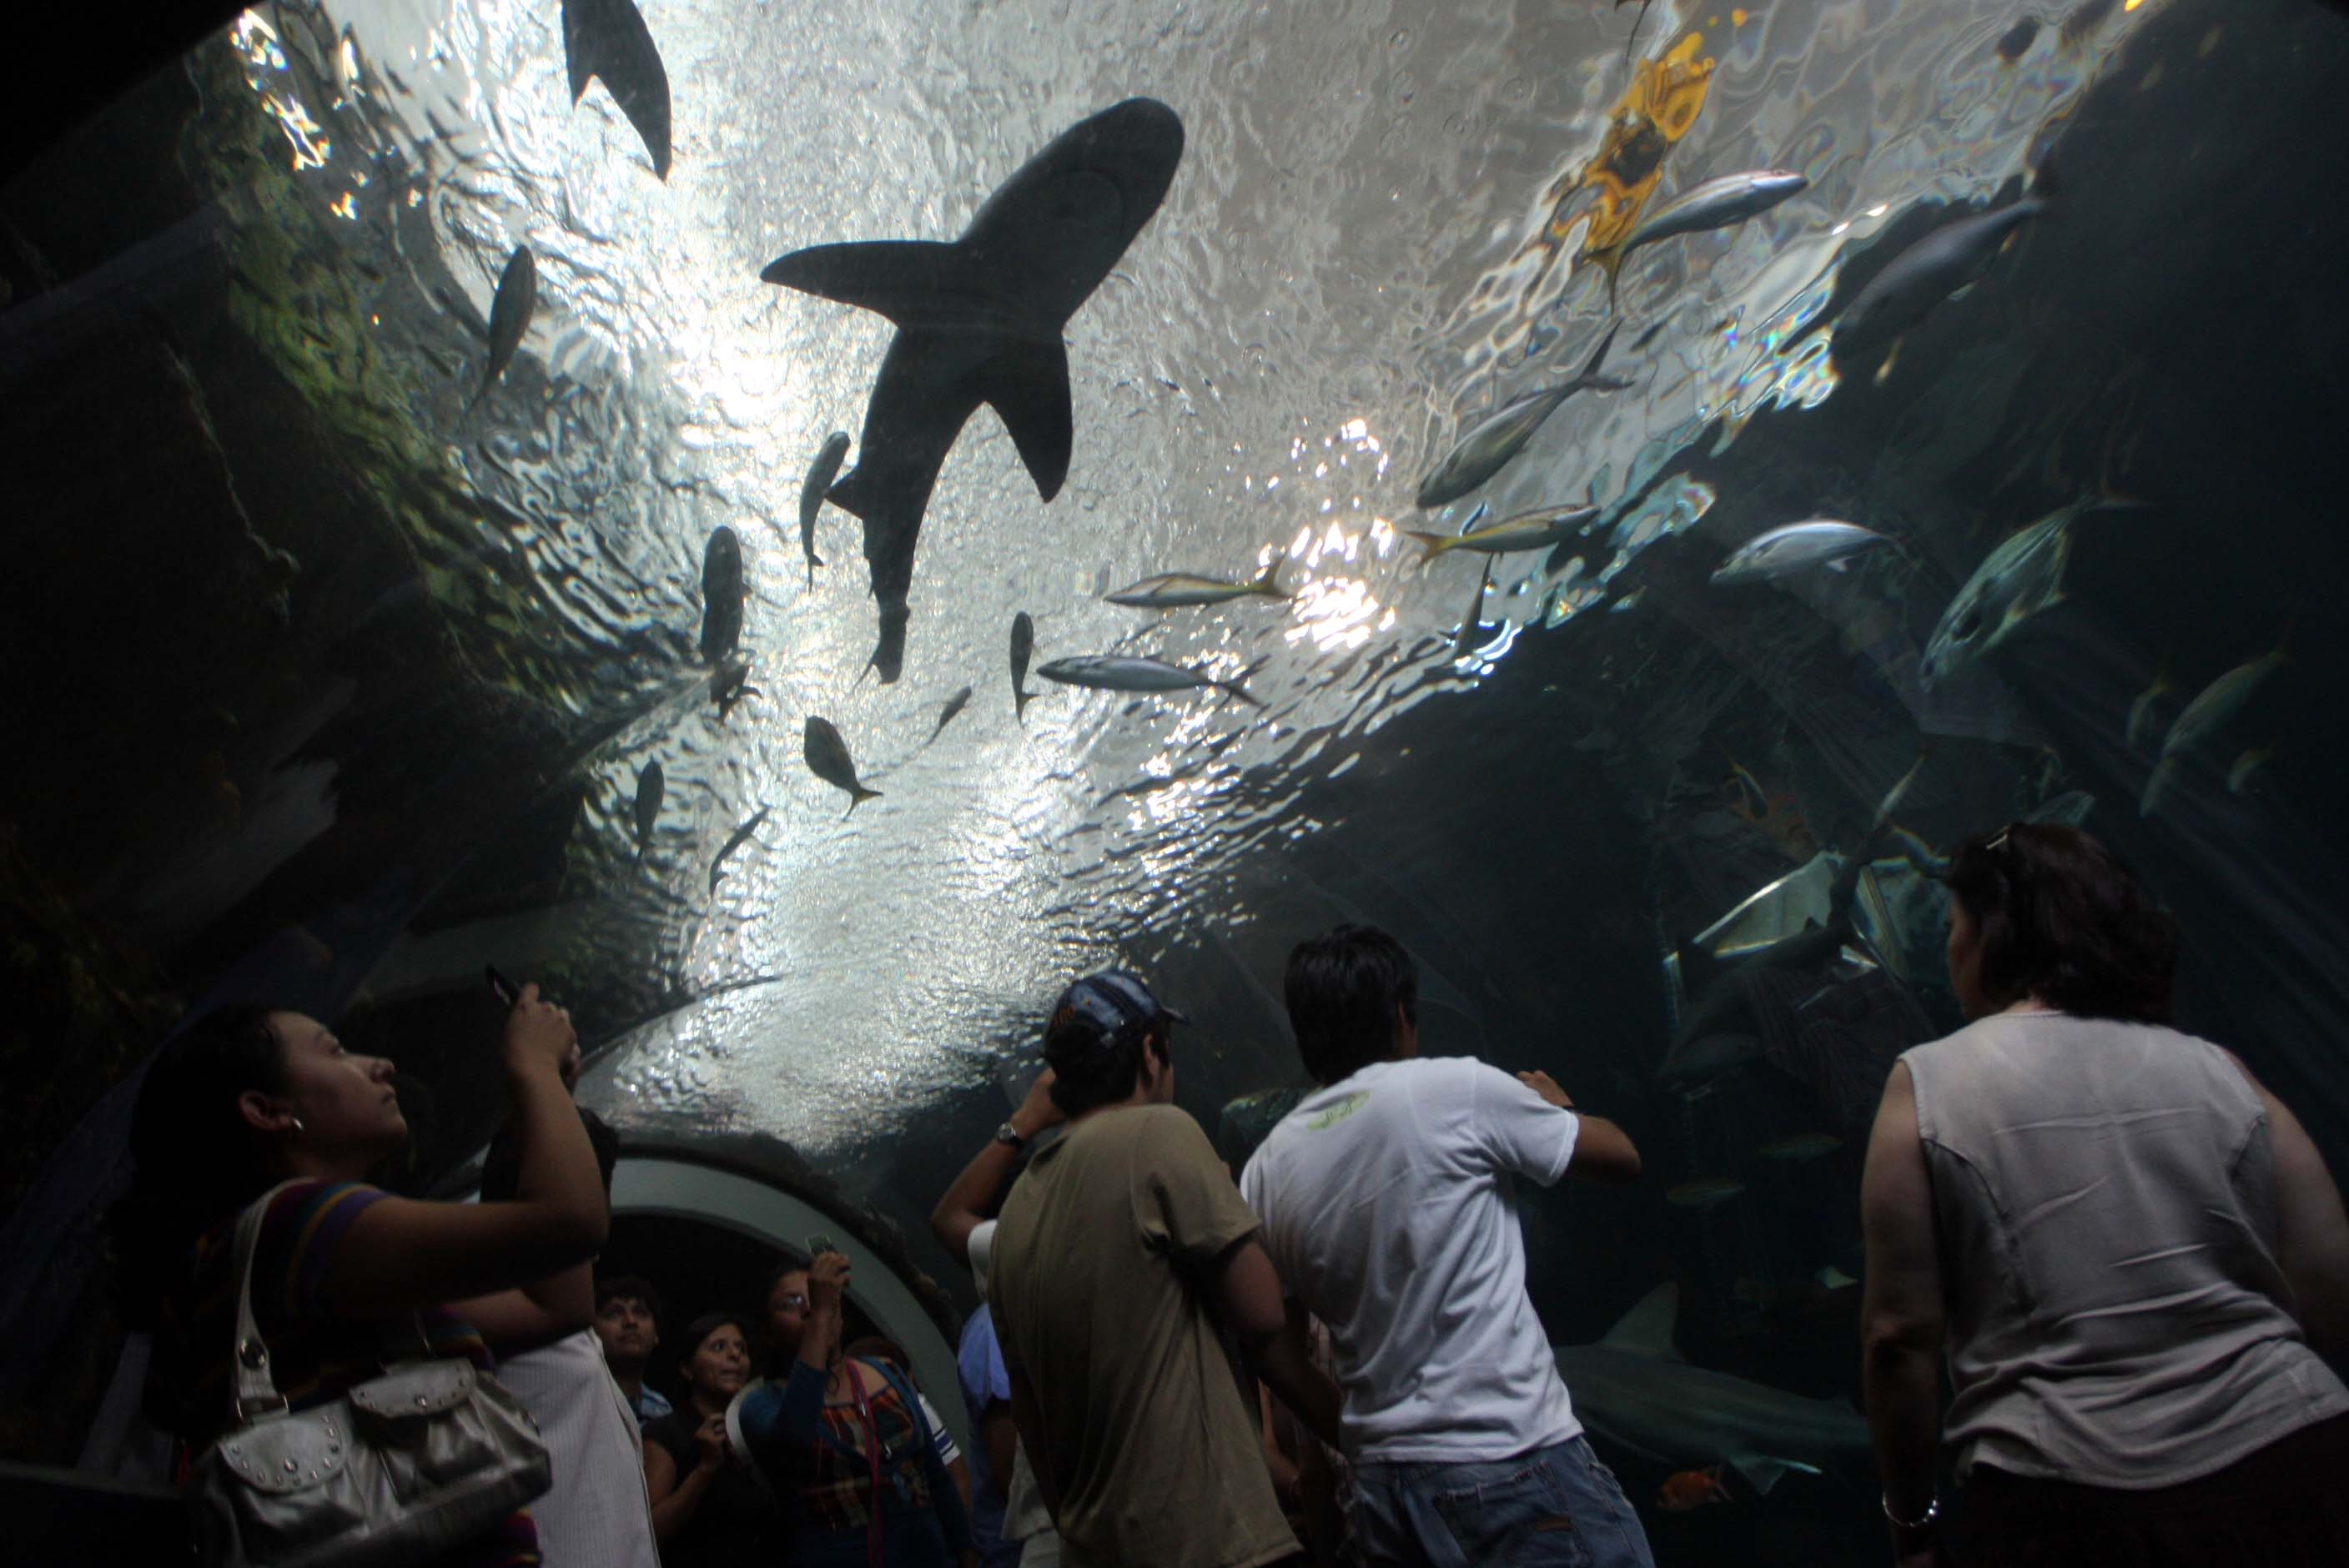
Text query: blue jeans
1351 1437 1657 1568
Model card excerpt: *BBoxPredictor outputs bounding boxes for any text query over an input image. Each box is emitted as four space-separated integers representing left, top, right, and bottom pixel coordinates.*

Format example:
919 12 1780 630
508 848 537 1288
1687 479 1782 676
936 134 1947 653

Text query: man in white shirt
1239 924 1656 1568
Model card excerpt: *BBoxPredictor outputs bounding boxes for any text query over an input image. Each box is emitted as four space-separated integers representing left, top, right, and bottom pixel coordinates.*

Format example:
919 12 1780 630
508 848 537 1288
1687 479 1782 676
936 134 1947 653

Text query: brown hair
1943 823 2179 1023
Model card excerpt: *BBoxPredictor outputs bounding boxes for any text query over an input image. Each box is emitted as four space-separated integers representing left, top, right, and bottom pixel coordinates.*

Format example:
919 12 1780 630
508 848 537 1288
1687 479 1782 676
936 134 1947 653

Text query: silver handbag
187 1182 554 1568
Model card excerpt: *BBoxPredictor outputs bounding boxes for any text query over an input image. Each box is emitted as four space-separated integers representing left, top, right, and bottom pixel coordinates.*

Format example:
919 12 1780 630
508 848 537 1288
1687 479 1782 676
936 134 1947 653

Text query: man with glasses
987 971 1341 1566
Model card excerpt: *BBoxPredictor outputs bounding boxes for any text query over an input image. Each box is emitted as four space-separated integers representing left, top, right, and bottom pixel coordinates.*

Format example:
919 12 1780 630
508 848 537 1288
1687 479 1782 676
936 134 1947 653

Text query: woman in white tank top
1859 822 2349 1568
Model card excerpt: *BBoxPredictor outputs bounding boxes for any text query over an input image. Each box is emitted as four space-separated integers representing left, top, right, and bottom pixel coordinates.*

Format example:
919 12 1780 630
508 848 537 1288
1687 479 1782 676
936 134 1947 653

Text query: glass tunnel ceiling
193 0 2095 1148
8 0 2349 1226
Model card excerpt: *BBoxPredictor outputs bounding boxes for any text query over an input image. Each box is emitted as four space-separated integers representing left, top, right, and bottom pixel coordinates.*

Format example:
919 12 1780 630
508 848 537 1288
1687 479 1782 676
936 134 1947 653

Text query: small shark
1010 611 1038 724
1555 1284 1873 1494
561 0 672 178
798 431 849 587
761 99 1187 681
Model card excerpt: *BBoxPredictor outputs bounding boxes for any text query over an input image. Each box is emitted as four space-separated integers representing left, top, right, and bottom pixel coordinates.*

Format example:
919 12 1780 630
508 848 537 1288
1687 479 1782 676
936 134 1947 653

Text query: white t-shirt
1239 1055 1582 1464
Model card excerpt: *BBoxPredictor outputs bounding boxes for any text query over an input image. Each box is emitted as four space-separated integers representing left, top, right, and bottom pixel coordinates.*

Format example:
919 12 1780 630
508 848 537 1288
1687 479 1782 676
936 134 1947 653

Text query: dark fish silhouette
1831 158 2057 373
1010 611 1037 725
632 760 663 858
929 685 973 742
472 245 536 410
561 0 672 178
1994 15 2042 61
708 804 771 892
699 525 744 665
799 431 849 587
710 660 762 723
803 717 883 812
759 98 1187 682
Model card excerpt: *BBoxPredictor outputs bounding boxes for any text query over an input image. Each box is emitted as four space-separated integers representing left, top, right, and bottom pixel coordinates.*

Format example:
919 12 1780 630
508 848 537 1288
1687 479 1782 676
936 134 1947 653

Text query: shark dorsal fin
1599 1284 1683 1359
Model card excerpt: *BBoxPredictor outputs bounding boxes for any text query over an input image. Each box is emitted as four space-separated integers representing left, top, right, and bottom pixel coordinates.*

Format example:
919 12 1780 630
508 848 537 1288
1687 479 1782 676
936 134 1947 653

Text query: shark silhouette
759 98 1185 681
1554 1284 1873 1494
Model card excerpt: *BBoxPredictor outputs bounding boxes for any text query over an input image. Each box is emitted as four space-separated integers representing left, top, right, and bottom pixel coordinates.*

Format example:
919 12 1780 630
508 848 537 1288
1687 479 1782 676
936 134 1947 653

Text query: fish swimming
1010 611 1037 725
710 661 762 724
2229 746 2275 795
1594 169 1810 306
798 431 849 587
1667 1178 1748 1209
1106 561 1285 609
561 0 672 178
1711 519 1889 586
1831 160 2056 373
2141 635 2291 816
1037 655 1265 708
1405 503 1602 561
699 525 746 666
632 760 663 858
708 804 771 892
1553 1284 1873 1494
760 98 1187 682
471 245 536 410
1919 493 2133 688
929 685 973 742
1454 555 1495 659
803 716 883 812
1657 1467 1732 1513
2125 656 2174 750
1416 324 1628 508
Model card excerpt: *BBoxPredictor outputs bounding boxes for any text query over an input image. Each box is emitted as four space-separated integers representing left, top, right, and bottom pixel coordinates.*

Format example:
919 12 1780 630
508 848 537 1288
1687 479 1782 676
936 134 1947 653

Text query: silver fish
798 431 849 587
1010 611 1036 725
632 760 663 858
2141 638 2290 817
803 717 883 812
1107 561 1286 609
1711 519 1889 586
708 804 771 892
2125 657 2174 751
1832 165 2054 369
930 685 973 742
1416 324 1628 508
1604 170 1810 304
1920 494 2132 688
1406 503 1602 560
1037 655 1264 708
473 244 536 409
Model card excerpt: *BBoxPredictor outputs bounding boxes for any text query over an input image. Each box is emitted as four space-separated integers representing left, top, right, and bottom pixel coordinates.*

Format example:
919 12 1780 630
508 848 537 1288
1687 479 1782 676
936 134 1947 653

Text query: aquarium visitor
642 1311 778 1565
986 970 1341 1565
1238 923 1654 1568
592 1275 673 1426
1860 822 2349 1567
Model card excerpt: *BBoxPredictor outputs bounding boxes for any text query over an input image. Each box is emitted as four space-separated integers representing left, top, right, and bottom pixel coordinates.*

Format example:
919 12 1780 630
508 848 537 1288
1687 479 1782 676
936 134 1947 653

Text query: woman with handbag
737 1252 972 1566
114 986 610 1567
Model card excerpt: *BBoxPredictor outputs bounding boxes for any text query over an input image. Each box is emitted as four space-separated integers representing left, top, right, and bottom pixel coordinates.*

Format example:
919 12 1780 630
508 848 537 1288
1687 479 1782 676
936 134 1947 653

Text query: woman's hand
693 1412 728 1471
807 1250 852 1316
502 984 576 1081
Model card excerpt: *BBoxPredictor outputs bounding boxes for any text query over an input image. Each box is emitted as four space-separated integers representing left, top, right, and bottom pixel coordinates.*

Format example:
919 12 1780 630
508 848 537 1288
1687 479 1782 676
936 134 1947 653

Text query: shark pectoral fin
758 240 974 324
981 337 1075 500
1728 1455 1819 1495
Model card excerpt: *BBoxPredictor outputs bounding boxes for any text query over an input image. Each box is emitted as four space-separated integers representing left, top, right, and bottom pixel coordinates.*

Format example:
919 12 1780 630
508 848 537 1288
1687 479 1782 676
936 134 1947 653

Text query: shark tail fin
1402 530 1454 560
1598 1283 1684 1360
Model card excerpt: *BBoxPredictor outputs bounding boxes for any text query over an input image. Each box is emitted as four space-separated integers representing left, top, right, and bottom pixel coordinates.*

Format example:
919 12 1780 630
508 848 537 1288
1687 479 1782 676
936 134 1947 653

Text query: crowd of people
110 822 2349 1567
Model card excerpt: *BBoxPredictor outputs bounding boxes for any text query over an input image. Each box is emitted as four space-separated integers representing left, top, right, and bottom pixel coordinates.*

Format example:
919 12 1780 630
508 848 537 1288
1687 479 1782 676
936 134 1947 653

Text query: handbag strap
224 1180 309 1428
847 1362 885 1568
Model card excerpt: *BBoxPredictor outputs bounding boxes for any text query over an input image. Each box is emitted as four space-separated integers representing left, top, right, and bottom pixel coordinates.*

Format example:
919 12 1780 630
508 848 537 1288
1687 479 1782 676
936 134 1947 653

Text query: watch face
997 1122 1024 1144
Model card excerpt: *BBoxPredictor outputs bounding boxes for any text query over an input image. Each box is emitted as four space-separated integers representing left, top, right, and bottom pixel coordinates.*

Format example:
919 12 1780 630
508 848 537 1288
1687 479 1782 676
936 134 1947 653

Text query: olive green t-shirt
989 1103 1298 1568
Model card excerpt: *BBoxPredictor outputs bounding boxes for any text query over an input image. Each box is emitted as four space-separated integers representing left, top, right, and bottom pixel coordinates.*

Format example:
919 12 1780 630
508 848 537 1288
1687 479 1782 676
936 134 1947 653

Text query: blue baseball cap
1046 970 1189 1055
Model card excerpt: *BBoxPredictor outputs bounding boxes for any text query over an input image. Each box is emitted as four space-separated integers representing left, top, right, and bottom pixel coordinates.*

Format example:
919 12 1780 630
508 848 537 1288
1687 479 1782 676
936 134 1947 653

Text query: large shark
760 98 1186 681
1554 1284 1874 1494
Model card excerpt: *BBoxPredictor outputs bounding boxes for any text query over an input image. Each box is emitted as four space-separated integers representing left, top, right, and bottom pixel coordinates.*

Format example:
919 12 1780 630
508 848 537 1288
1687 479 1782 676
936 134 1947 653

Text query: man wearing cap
1240 924 1654 1567
986 971 1342 1568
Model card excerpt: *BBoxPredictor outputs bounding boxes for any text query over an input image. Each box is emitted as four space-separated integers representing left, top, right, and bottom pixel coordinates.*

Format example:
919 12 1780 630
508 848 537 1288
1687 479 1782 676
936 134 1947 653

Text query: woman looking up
114 987 608 1567
640 1312 776 1566
737 1254 971 1566
1860 822 2349 1567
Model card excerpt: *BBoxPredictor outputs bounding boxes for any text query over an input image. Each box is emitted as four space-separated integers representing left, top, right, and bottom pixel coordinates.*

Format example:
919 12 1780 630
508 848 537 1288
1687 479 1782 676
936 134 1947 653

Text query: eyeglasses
773 1294 809 1312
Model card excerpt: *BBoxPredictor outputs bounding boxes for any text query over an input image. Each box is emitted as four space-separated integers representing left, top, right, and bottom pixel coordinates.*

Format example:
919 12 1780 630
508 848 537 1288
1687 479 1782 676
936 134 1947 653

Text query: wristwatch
995 1121 1027 1149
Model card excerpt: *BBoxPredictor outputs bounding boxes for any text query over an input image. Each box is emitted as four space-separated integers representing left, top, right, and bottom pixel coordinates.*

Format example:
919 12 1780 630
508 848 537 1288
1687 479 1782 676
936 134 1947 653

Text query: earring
289 1117 306 1138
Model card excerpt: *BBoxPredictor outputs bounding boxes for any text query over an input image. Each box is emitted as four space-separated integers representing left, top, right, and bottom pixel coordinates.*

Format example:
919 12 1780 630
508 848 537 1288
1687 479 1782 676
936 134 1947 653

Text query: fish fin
1827 557 1850 573
562 0 672 177
2029 143 2062 211
1597 1284 1684 1359
1250 559 1288 597
849 786 883 813
1591 245 1627 314
1727 1455 1818 1495
978 336 1076 501
1577 319 1624 385
1873 338 1903 385
1402 530 1453 560
759 239 979 326
1014 685 1034 725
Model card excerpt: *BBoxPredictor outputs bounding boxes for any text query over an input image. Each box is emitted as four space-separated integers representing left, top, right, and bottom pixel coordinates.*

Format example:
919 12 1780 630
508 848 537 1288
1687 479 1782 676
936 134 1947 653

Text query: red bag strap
847 1361 884 1568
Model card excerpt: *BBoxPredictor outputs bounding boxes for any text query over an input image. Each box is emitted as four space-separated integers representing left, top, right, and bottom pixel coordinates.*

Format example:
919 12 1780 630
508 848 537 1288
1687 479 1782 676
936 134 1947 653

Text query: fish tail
1577 319 1624 384
1218 680 1267 710
1250 559 1288 597
1402 530 1453 560
1592 246 1627 314
850 786 883 813
1014 686 1034 725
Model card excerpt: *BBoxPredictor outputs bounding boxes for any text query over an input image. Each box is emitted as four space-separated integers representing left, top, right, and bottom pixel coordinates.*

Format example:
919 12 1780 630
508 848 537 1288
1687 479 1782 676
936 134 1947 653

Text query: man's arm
1216 1240 1342 1450
1859 1062 1947 1565
1518 1070 1642 1184
929 1071 1062 1267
